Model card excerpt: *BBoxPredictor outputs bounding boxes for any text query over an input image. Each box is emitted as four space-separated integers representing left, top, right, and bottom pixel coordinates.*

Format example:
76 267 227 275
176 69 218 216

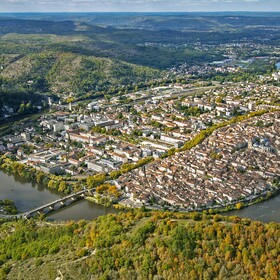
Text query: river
222 195 280 223
0 170 119 220
276 62 280 70
0 170 279 222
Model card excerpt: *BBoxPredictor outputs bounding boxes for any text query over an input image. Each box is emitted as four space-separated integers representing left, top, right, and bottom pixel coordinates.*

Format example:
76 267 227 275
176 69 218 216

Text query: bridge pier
19 190 89 219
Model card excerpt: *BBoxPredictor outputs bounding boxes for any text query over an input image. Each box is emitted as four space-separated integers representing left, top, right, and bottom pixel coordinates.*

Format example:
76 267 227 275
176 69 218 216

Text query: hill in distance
0 13 279 114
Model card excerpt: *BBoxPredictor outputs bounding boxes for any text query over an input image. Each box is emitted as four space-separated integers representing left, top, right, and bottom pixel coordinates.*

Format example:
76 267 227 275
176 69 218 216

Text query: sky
0 0 280 13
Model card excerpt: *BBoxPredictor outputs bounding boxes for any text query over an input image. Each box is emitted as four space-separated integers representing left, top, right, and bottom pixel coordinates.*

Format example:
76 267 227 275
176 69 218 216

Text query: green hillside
0 211 279 279
0 51 161 98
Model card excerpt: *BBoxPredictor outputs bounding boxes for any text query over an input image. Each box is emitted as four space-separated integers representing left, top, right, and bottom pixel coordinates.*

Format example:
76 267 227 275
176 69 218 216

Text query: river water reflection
0 170 119 220
222 194 280 223
47 200 119 221
0 170 279 222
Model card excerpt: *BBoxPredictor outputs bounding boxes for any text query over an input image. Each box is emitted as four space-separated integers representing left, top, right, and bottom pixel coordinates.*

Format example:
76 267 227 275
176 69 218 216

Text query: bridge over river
0 188 95 220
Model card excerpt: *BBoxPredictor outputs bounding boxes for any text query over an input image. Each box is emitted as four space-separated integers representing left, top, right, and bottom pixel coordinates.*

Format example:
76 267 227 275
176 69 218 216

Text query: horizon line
1 11 280 13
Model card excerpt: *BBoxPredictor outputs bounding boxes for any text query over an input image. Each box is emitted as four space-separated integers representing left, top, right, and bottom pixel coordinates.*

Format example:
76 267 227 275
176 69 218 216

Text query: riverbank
222 191 280 223
85 196 129 211
0 199 19 215
202 186 280 216
140 185 280 216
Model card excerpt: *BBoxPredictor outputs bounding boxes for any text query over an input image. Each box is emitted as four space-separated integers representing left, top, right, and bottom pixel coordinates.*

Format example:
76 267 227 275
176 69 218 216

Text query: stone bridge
0 188 95 220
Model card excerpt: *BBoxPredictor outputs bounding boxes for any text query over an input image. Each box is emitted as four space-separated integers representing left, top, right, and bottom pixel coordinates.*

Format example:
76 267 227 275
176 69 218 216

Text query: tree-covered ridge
0 211 279 279
0 26 224 70
0 51 162 98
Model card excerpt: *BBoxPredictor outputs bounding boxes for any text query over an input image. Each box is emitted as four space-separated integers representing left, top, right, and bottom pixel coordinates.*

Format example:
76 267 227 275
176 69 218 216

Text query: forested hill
0 51 161 96
0 17 223 70
0 210 279 279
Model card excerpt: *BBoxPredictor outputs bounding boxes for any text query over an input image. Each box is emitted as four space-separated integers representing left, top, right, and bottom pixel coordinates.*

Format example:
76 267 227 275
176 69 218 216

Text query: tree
86 173 106 188
235 202 243 210
58 181 67 192
48 180 58 190
17 103 26 114
169 225 196 258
